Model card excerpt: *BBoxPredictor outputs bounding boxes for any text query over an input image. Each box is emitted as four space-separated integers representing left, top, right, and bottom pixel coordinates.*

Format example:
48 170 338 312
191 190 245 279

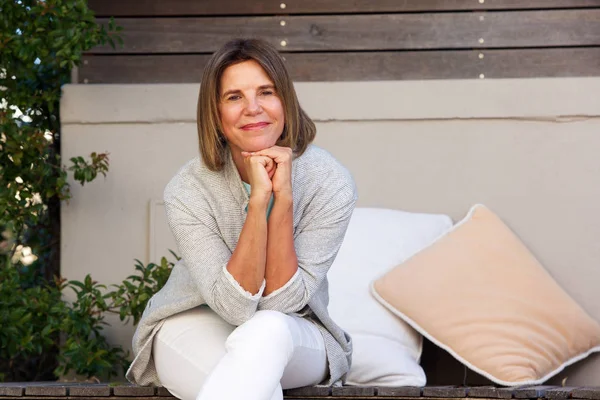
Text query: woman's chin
243 142 277 152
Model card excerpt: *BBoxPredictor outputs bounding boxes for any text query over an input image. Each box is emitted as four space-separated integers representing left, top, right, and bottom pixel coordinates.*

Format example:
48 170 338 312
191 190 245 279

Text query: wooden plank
90 10 600 54
79 51 481 83
79 47 600 84
478 47 600 79
89 0 600 17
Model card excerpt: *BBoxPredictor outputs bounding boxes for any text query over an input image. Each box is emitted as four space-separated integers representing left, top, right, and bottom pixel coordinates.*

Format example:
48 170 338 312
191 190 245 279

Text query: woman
126 38 357 400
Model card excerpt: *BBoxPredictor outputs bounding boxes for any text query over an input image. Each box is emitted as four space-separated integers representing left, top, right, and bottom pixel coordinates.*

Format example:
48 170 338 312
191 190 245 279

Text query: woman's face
218 60 285 154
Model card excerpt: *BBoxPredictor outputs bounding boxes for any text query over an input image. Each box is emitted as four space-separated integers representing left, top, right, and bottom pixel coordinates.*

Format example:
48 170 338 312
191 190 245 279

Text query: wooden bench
1 384 599 400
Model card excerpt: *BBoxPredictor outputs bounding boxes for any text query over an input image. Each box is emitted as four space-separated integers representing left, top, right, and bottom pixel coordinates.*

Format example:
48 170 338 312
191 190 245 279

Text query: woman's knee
153 307 234 400
226 310 295 355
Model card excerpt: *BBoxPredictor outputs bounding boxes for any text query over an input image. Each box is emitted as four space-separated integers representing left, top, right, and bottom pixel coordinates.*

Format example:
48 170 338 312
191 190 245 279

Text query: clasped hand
242 146 293 201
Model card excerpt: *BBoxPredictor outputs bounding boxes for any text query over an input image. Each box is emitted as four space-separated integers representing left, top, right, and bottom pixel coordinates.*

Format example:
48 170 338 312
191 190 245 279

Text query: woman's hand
243 154 275 203
242 146 293 197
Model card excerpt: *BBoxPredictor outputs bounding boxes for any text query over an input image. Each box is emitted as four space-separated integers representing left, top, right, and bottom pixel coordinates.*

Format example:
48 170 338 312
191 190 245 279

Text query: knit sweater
125 144 358 387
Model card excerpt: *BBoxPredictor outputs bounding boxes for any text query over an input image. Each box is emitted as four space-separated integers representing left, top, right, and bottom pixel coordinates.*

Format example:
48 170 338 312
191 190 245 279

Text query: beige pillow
371 204 600 386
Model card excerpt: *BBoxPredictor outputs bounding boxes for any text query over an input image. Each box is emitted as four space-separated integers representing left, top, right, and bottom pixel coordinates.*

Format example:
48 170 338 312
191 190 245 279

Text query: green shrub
0 0 151 382
0 252 176 382
1 0 119 282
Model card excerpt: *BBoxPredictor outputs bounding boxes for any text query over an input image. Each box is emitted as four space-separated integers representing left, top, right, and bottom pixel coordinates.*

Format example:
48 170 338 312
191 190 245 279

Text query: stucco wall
60 78 600 384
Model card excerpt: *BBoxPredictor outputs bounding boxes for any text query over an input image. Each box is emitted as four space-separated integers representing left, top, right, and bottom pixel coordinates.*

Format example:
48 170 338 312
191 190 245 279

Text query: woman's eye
261 90 274 96
227 95 240 101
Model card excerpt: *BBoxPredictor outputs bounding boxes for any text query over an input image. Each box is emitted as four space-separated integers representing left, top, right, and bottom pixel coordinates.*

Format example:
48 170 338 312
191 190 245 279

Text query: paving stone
18 383 68 387
0 386 24 397
493 387 518 399
156 387 175 397
283 386 331 397
112 385 156 397
25 386 67 396
545 387 575 400
514 386 556 399
69 385 111 397
332 386 376 396
423 386 468 398
0 383 599 399
572 388 600 400
469 386 501 398
377 386 422 397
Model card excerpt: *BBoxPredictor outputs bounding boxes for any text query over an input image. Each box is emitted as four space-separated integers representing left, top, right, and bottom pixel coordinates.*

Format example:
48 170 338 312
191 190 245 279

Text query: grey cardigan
125 144 357 387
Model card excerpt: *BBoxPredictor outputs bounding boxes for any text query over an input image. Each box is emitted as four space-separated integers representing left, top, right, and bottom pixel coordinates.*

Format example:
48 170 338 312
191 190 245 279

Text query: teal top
242 181 274 219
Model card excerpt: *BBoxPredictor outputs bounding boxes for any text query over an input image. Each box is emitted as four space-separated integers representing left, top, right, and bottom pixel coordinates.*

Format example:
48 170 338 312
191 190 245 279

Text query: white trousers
153 306 328 400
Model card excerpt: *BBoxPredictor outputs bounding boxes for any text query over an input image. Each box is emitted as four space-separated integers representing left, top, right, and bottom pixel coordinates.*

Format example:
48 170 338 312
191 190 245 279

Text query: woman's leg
153 306 234 400
197 310 328 400
279 313 328 390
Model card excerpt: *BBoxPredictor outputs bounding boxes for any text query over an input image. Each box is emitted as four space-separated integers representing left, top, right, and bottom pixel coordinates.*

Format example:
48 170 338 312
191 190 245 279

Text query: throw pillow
371 204 600 386
328 207 453 386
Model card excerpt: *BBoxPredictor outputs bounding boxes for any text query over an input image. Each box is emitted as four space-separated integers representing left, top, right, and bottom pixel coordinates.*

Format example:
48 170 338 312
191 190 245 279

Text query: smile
241 122 270 130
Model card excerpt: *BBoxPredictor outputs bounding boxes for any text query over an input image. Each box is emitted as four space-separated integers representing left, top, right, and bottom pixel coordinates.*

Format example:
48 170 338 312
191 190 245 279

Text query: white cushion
328 207 453 386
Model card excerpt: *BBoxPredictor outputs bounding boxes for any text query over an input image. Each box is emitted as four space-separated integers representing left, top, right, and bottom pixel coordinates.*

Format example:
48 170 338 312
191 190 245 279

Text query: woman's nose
245 97 262 114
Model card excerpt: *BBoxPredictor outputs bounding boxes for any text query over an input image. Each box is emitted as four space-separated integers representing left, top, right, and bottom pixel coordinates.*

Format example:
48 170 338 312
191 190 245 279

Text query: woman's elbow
208 296 258 326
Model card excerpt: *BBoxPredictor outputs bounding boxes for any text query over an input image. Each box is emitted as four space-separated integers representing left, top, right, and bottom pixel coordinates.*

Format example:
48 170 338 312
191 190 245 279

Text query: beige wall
60 78 600 384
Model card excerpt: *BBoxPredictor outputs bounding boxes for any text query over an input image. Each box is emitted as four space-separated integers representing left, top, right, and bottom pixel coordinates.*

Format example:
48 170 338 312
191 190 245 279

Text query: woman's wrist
273 188 293 202
269 192 294 220
248 192 271 210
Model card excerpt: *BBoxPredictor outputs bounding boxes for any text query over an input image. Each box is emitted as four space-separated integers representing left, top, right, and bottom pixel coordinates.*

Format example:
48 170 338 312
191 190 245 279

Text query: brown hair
197 38 316 171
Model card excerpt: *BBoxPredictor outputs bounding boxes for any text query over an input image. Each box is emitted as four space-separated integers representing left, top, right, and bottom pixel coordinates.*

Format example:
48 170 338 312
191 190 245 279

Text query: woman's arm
164 192 262 326
263 191 298 296
164 155 274 326
244 146 357 313
258 182 356 313
242 147 298 296
225 153 275 294
226 195 270 295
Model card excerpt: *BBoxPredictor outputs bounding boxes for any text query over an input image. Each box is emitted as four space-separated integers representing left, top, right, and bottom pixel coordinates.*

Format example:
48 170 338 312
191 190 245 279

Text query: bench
1 384 599 400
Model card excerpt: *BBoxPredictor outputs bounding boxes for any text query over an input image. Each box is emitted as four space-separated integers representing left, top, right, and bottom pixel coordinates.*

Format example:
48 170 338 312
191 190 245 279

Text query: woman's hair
197 38 316 171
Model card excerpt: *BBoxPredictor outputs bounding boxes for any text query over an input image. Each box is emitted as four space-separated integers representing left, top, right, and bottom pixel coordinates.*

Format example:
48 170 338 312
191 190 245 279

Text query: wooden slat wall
81 0 600 83
89 0 600 16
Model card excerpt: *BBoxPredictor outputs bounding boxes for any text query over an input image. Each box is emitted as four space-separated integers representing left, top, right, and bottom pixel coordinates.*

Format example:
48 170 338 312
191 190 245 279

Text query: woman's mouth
241 122 270 130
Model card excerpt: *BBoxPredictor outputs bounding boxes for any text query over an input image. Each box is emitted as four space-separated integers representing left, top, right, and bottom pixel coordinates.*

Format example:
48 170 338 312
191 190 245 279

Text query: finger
265 161 275 175
262 156 274 168
246 147 292 164
245 154 271 166
268 164 276 180
243 148 282 156
255 156 275 174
